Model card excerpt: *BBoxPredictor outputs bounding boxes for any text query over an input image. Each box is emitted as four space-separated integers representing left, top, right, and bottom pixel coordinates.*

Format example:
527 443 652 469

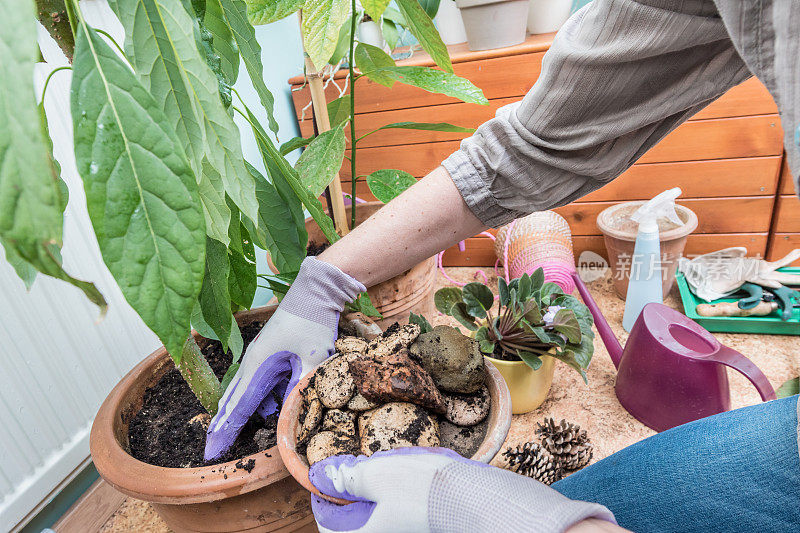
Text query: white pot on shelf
434 0 468 45
357 20 385 49
455 0 530 51
527 0 572 34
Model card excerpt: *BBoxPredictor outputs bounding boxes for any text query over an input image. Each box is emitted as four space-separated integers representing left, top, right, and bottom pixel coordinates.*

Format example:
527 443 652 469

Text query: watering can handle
708 347 777 402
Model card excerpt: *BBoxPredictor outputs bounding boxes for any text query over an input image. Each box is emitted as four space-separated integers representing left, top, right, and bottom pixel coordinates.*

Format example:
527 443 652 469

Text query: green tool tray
675 268 800 335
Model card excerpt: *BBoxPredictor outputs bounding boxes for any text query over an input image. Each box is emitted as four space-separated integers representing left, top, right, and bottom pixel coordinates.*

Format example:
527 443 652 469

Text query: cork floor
100 268 800 531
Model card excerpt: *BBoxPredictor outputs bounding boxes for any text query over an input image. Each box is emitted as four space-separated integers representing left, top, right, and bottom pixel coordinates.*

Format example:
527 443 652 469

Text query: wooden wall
290 34 794 267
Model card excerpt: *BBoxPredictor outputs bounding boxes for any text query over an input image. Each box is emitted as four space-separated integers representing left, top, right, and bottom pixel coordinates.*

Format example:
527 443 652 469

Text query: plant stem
63 0 78 38
348 0 357 228
177 338 223 415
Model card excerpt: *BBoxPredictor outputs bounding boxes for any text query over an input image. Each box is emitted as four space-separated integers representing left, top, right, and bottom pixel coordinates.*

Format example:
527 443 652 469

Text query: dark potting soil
128 321 279 469
306 241 329 256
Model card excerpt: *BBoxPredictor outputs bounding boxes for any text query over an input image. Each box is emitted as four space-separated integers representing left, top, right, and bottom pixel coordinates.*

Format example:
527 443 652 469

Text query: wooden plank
442 233 769 266
767 233 800 264
291 60 774 126
553 197 774 235
773 194 800 232
53 479 126 533
340 115 784 177
779 157 796 195
344 156 782 202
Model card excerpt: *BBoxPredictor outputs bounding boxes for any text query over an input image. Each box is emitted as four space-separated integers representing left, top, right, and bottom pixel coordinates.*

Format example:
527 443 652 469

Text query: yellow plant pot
485 354 556 414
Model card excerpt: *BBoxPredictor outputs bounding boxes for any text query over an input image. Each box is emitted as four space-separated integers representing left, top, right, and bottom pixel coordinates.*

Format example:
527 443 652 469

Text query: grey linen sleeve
443 0 752 228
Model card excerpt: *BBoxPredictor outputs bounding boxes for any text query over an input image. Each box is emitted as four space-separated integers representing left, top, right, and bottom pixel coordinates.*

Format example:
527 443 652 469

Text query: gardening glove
204 257 365 461
679 247 800 302
309 447 616 533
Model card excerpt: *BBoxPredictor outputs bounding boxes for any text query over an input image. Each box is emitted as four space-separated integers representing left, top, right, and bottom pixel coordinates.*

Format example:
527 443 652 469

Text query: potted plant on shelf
249 0 488 326
434 269 595 413
455 0 530 51
7 0 385 530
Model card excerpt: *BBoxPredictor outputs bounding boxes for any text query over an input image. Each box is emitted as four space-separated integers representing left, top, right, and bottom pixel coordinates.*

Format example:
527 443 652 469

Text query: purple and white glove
204 257 365 461
310 447 616 533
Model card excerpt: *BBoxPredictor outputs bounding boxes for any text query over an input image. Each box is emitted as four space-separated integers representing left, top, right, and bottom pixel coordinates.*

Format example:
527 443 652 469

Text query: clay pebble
315 356 355 409
335 337 368 360
347 392 380 411
306 431 359 465
439 420 487 458
322 409 357 435
358 402 439 456
409 326 485 394
443 386 490 426
367 324 421 361
349 349 446 413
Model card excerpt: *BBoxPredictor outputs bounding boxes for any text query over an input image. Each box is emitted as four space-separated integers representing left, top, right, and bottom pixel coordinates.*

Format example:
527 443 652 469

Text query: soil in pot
128 321 277 468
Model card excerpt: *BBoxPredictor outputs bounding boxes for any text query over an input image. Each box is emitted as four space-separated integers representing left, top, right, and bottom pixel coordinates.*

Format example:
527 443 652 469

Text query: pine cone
501 442 564 485
536 418 593 471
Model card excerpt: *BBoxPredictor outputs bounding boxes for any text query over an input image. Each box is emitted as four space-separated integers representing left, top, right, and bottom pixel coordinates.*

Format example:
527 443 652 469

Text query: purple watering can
571 272 776 432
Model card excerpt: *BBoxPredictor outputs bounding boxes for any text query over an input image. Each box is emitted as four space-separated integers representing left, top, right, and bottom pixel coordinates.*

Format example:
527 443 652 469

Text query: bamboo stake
298 14 350 236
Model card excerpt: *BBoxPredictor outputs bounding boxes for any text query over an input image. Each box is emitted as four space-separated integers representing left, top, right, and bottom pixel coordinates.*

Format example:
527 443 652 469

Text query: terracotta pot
269 202 437 329
597 201 698 299
486 353 555 414
91 306 319 533
277 358 512 504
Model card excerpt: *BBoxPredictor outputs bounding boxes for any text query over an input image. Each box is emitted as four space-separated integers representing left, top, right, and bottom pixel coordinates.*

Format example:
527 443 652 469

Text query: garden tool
679 247 800 302
696 300 779 317
736 282 800 320
495 211 576 293
571 271 776 432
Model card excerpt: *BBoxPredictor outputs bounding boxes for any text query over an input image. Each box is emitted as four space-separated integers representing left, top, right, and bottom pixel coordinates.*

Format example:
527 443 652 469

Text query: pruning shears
737 282 800 320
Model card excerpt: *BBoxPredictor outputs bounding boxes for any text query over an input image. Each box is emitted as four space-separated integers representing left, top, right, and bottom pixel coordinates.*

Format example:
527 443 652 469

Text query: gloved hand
204 257 365 461
310 447 616 533
679 247 800 302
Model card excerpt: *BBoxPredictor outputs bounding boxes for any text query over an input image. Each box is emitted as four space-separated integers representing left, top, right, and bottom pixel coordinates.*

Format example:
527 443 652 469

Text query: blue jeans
553 396 800 532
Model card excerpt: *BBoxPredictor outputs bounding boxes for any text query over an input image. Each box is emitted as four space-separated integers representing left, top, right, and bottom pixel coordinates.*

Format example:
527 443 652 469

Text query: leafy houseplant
5 0 348 416
432 269 595 381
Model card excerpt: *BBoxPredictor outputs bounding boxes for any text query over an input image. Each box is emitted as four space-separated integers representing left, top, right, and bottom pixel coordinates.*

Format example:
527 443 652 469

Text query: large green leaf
381 18 399 50
408 311 432 334
328 14 353 65
361 0 390 19
110 0 266 244
71 21 205 360
246 0 303 24
214 0 279 134
185 0 234 106
205 0 240 85
366 169 415 203
355 44 487 104
296 126 346 197
327 95 352 128
551 308 581 344
280 135 314 155
245 162 306 273
363 121 474 138
451 301 478 331
0 0 105 310
199 236 235 352
434 286 462 314
355 43 396 87
395 0 451 72
417 0 440 18
301 0 349 70
462 282 494 318
240 103 338 244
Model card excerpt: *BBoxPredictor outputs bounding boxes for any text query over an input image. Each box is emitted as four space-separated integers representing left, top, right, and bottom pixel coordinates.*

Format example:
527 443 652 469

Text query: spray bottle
622 188 683 332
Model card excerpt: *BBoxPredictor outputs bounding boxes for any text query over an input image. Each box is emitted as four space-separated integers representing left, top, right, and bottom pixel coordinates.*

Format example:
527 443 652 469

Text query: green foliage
360 0 390 20
366 169 416 203
1 0 105 309
359 121 475 140
346 292 382 318
416 0 440 18
280 135 314 155
246 0 304 25
354 44 487 105
409 311 432 333
394 0 451 72
72 19 206 363
302 0 350 70
295 125 346 196
327 95 352 128
434 269 595 379
777 377 799 399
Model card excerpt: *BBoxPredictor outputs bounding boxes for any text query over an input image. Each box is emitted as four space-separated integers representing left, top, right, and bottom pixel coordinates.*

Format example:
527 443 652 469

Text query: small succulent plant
432 269 595 381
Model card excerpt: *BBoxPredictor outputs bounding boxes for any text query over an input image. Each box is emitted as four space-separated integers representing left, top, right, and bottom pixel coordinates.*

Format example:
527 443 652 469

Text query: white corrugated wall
0 3 160 530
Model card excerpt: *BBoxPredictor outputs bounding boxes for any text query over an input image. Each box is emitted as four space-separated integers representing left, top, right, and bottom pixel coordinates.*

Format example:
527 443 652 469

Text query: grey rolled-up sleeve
443 0 752 228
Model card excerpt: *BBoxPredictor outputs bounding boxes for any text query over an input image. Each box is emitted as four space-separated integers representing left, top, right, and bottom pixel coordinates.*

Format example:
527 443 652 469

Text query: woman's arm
318 166 485 286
